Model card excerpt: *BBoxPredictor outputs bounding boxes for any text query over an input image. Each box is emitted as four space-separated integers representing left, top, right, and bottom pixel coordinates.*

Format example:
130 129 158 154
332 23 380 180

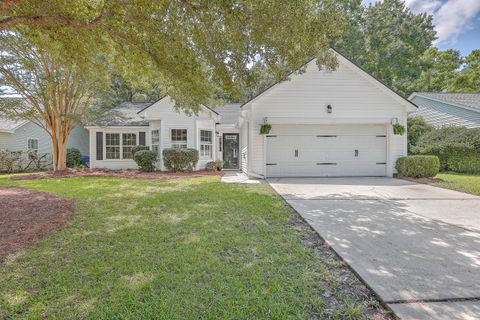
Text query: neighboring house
87 50 417 177
409 93 480 128
0 117 89 156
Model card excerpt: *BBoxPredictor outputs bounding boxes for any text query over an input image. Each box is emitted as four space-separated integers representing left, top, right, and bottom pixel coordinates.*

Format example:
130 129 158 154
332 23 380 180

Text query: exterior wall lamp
390 117 399 125
326 104 333 113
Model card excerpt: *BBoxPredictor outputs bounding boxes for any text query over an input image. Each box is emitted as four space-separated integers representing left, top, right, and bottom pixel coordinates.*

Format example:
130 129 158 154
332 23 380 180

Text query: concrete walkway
269 177 480 320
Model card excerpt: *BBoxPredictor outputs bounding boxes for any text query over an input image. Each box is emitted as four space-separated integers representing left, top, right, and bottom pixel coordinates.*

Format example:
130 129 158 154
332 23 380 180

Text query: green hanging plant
260 123 272 134
393 123 405 135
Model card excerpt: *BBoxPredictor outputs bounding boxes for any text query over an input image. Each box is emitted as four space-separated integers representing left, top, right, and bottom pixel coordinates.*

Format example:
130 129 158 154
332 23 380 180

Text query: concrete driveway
269 177 480 320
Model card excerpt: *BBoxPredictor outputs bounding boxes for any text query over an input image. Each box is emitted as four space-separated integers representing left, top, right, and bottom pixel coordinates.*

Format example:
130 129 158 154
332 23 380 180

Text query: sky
363 0 480 56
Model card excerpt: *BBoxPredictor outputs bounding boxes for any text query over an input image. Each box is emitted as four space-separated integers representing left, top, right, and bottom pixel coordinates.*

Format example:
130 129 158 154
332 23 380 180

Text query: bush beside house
396 155 440 178
133 150 158 172
163 148 199 172
412 126 480 174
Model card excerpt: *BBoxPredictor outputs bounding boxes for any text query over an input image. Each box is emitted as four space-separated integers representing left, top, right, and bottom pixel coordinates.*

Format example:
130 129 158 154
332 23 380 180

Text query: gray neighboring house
409 93 480 128
0 117 89 157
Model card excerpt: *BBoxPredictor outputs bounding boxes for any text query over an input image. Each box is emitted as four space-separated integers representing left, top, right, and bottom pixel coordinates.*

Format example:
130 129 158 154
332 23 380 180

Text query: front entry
223 133 239 170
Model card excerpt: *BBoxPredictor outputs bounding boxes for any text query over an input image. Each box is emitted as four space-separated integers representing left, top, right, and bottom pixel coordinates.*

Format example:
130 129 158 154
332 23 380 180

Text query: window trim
170 128 188 149
151 129 160 156
103 131 140 161
27 137 39 152
199 129 213 159
105 133 121 160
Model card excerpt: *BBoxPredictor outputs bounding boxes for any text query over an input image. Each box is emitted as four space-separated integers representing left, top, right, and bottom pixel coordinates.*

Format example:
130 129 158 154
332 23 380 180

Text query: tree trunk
51 135 68 172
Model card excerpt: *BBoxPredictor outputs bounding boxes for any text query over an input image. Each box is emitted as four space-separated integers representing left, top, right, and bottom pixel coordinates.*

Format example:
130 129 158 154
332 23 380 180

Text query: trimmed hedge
133 150 158 172
396 155 440 178
163 148 199 172
412 126 480 174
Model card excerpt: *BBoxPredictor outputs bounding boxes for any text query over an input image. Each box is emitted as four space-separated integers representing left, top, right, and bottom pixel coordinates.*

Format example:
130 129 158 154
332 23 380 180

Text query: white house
409 92 480 128
87 50 417 177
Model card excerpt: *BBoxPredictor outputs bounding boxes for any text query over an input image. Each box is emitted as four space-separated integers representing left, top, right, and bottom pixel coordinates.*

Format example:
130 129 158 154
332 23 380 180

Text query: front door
223 133 239 169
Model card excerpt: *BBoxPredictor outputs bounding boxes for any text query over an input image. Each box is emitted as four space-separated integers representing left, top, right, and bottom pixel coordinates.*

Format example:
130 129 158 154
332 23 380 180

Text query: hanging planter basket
392 123 405 135
260 123 272 135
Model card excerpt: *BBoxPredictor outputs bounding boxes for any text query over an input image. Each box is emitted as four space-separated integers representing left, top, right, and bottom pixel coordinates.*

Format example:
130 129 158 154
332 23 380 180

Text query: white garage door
266 126 387 177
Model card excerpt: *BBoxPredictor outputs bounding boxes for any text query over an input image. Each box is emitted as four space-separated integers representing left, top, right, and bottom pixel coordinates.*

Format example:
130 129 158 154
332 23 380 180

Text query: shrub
133 150 158 172
0 150 23 173
206 161 217 171
413 126 480 173
407 117 433 153
66 148 82 168
163 148 199 172
215 160 224 170
396 155 440 178
131 145 150 156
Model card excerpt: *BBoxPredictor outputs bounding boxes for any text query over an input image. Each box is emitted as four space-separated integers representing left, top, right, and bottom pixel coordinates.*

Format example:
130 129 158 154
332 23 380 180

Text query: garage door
266 126 387 177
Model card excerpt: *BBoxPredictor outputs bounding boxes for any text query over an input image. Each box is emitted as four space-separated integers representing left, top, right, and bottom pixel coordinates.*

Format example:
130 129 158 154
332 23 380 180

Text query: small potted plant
260 118 272 134
392 123 405 135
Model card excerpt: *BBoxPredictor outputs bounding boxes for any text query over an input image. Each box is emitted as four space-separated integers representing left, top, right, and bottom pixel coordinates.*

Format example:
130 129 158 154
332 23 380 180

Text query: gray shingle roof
212 103 241 125
415 93 480 112
92 102 151 126
0 117 28 132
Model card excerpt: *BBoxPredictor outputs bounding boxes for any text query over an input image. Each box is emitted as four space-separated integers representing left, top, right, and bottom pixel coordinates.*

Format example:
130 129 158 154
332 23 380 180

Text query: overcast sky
363 0 480 56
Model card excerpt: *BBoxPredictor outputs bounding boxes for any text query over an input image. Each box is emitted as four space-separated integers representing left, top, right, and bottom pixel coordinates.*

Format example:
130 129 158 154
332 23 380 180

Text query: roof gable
241 49 417 112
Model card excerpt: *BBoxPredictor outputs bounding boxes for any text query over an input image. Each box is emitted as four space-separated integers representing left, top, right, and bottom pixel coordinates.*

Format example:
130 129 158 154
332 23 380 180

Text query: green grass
0 176 376 319
434 172 480 196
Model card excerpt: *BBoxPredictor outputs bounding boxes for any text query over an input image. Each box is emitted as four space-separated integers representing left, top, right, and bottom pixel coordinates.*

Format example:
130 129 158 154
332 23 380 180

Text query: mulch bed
10 168 224 180
0 187 75 261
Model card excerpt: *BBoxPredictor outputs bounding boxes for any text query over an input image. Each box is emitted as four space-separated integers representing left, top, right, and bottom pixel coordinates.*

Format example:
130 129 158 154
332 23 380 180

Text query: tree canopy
1 0 345 112
334 0 436 96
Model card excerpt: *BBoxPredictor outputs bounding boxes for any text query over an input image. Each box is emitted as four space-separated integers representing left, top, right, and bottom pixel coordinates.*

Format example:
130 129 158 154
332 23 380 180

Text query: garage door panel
266 127 387 177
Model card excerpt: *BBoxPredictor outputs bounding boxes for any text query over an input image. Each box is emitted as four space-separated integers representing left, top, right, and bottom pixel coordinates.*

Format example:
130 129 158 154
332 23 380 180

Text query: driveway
269 177 480 320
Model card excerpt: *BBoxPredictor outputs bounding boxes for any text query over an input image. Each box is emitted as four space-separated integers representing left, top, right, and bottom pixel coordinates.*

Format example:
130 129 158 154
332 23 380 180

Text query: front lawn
0 176 387 319
434 172 480 196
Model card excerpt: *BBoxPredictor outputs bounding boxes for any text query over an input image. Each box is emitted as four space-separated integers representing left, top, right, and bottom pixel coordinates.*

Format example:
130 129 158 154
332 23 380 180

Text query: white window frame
122 133 137 159
105 133 121 160
199 129 213 159
27 137 39 152
151 129 160 156
171 129 188 149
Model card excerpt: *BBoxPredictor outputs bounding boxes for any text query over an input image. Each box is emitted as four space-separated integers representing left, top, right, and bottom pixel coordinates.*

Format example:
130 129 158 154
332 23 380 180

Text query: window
171 129 187 149
106 133 120 159
27 138 39 159
122 133 137 159
27 138 39 152
200 130 213 158
151 129 160 156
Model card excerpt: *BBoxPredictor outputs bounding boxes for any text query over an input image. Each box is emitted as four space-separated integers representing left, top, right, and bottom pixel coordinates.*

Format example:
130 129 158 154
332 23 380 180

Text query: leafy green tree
451 50 480 92
407 116 433 154
1 0 344 112
410 48 463 93
0 30 107 171
334 0 436 96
